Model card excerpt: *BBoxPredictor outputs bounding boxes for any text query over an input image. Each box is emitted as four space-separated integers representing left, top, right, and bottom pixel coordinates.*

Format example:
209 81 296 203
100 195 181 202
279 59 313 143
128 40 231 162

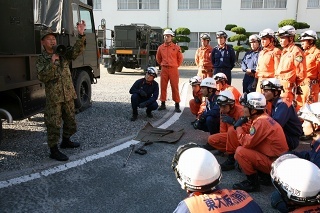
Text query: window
307 0 320 8
79 0 101 9
178 0 221 9
117 0 159 10
241 0 286 8
189 32 217 49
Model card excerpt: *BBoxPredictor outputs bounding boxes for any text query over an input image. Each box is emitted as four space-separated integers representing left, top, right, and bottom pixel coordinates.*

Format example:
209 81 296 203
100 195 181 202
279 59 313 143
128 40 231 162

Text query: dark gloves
252 78 258 89
139 90 147 97
221 115 235 125
193 119 200 129
138 101 148 108
199 114 206 123
233 116 248 130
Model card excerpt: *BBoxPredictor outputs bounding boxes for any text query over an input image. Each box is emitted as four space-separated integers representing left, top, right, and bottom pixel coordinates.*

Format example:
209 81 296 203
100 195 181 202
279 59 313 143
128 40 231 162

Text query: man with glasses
255 28 281 92
261 78 302 151
195 33 213 78
241 34 261 93
129 67 159 121
274 25 306 110
211 31 236 85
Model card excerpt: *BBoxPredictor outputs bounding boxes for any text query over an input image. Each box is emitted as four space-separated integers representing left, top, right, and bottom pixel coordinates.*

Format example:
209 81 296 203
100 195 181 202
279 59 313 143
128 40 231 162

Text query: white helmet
213 72 228 82
276 25 296 37
189 76 202 86
298 102 320 125
249 34 261 43
216 31 228 38
240 92 266 110
172 143 222 192
271 155 320 205
200 78 216 89
216 90 235 106
163 29 175 36
260 78 283 91
146 67 158 78
259 28 275 38
200 33 211 41
299 30 318 41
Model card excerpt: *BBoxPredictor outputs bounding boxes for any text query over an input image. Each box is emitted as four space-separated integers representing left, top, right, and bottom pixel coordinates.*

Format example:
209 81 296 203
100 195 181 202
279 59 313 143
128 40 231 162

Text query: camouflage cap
40 28 57 40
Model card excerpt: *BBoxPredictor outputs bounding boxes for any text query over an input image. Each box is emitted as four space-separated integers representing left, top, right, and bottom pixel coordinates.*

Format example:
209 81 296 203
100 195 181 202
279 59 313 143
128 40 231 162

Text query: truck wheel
107 64 116 74
116 65 123 72
74 71 92 112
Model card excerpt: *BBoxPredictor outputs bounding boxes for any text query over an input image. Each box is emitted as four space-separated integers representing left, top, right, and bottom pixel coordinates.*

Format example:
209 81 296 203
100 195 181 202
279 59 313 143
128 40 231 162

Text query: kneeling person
129 67 159 121
172 143 263 213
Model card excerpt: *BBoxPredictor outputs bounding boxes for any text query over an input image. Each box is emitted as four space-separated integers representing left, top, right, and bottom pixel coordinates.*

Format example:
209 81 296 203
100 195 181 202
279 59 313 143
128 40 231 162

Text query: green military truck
104 23 163 74
0 0 100 141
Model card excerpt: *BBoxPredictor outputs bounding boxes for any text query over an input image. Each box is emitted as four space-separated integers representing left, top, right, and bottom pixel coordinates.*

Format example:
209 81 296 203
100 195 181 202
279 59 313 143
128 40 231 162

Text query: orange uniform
195 45 213 78
208 104 243 152
275 43 306 104
225 85 241 105
189 90 203 115
227 113 288 175
156 42 183 103
296 46 320 106
174 189 262 213
255 46 281 92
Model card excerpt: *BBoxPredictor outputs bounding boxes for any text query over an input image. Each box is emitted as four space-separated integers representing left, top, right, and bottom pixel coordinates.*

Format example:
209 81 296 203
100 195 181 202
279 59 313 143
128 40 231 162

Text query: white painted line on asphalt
0 82 188 189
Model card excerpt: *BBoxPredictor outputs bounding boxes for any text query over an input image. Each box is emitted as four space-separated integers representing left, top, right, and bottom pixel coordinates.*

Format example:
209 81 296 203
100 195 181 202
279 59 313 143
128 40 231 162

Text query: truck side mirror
111 30 114 38
101 18 106 30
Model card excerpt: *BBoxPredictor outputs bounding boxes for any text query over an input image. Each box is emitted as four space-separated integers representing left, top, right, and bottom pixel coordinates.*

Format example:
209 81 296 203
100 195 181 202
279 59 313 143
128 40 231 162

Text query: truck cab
104 23 163 74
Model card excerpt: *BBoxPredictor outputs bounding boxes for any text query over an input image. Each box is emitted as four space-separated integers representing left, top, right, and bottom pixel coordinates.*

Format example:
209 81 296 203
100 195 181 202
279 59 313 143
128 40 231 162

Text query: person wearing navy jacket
241 34 261 93
211 31 236 85
129 67 159 121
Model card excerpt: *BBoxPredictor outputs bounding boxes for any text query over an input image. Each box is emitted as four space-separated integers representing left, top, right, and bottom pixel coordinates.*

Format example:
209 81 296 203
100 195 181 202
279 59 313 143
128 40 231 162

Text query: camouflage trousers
44 99 77 148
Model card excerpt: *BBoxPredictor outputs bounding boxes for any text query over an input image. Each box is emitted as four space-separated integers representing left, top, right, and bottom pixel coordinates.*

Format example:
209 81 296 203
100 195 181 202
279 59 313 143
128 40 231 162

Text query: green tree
173 27 191 53
225 24 250 61
278 19 310 42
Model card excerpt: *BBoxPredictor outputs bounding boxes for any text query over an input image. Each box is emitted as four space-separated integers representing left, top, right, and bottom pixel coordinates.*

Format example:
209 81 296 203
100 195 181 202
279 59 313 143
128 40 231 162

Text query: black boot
131 109 138 121
50 145 69 161
201 143 216 151
146 109 153 118
175 103 181 113
258 171 272 186
221 154 235 171
232 173 260 192
158 101 166 110
60 137 80 149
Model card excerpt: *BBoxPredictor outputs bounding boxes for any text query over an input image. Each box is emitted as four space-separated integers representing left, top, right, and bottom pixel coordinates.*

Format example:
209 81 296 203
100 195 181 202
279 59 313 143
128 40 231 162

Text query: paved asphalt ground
0 66 310 212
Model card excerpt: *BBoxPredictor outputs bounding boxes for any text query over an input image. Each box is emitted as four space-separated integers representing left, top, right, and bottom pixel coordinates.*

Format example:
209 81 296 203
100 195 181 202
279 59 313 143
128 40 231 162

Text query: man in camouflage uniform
36 21 86 161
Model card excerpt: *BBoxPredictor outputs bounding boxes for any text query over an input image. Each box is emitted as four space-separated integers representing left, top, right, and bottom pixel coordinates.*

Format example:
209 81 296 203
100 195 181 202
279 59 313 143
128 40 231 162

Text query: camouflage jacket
36 35 86 104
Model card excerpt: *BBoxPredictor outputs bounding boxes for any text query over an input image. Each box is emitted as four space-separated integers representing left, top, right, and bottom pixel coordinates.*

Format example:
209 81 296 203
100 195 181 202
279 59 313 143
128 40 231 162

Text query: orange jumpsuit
208 104 243 152
189 90 203 115
227 113 288 175
255 45 281 92
274 43 306 105
296 46 320 106
156 42 183 103
195 45 213 78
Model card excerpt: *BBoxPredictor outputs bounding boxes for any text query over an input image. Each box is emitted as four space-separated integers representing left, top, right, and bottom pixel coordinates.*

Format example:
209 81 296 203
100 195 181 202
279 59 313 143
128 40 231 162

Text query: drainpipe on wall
295 0 299 21
166 0 169 27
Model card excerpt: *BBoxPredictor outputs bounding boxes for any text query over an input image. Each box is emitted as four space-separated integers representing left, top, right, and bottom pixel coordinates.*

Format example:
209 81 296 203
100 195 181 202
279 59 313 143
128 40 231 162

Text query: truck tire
116 65 123 72
74 71 92 112
107 66 116 74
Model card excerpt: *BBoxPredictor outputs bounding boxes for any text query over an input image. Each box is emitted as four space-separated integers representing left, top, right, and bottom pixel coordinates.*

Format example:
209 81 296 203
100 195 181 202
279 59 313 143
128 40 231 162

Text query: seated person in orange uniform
188 76 203 124
172 143 263 213
213 72 241 105
205 90 244 152
224 92 289 192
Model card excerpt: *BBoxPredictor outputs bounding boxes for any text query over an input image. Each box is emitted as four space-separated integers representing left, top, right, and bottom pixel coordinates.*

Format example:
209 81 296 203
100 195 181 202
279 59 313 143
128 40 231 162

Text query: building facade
87 0 320 61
